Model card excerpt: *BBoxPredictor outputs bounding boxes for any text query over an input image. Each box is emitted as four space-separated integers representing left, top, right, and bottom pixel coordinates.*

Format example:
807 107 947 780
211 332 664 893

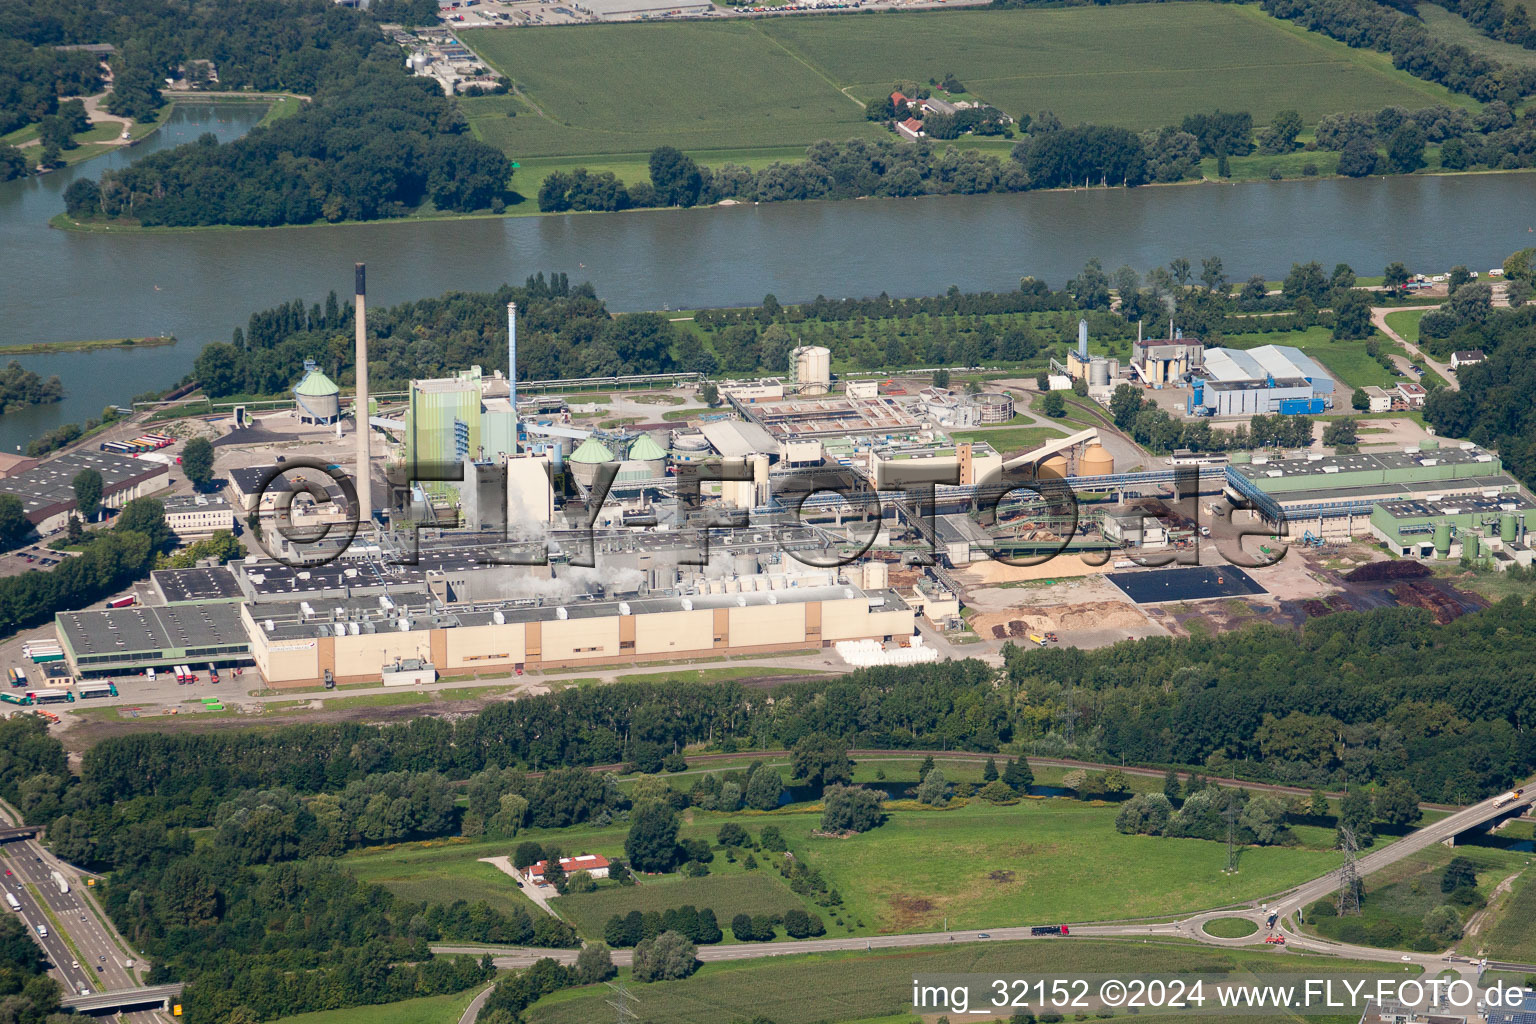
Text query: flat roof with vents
57 602 249 670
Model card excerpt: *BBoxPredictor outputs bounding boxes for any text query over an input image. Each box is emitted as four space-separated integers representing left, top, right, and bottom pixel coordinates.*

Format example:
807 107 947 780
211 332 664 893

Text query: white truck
3 892 19 911
1492 788 1525 808
50 870 67 895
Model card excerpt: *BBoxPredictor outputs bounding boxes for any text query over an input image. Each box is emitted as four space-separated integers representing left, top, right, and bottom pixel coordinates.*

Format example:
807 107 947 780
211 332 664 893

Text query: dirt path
479 856 559 918
1463 869 1521 944
1372 305 1458 391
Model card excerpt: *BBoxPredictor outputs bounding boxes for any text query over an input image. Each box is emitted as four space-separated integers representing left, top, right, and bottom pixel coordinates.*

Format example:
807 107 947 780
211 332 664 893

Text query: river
3 100 1535 451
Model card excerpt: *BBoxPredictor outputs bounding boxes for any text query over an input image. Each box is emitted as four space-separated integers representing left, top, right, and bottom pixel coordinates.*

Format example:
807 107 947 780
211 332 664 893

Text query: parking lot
0 544 75 579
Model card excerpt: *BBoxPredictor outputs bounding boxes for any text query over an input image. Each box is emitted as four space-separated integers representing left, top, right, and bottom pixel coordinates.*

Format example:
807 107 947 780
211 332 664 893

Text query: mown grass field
949 425 1067 454
556 869 807 937
344 839 537 916
526 939 1385 1024
787 799 1345 934
1385 308 1426 345
460 3 1470 190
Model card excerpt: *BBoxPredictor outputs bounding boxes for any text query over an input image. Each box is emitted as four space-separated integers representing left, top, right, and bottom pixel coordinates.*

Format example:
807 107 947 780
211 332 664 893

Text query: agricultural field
556 868 810 938
460 3 1470 193
526 940 1384 1024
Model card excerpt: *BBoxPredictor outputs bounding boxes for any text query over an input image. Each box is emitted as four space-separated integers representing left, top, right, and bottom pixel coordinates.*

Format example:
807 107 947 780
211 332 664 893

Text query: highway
435 781 1536 979
0 801 163 1023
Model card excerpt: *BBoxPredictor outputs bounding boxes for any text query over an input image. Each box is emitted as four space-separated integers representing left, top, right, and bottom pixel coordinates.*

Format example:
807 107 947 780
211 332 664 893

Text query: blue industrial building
1186 345 1335 417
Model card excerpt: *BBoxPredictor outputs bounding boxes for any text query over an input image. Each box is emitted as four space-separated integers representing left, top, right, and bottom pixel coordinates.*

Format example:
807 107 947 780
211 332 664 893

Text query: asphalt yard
1107 565 1267 604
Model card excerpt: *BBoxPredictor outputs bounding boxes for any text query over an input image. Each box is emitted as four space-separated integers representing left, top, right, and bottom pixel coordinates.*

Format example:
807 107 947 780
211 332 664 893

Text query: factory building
293 360 342 425
161 493 237 538
1370 492 1536 568
0 450 170 532
245 583 913 686
1132 337 1203 386
1225 442 1518 535
1188 345 1335 416
405 366 519 472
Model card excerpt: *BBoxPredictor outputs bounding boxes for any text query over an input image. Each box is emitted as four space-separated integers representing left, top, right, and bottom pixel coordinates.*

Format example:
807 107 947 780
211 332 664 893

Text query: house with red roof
525 853 611 886
896 116 924 141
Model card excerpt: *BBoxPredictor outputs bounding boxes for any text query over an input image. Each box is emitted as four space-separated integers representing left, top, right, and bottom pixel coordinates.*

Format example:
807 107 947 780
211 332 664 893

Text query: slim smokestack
354 263 372 527
507 302 518 444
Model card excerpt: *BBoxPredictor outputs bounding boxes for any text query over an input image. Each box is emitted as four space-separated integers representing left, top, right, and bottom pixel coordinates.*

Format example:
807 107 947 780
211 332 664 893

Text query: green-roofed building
294 360 341 424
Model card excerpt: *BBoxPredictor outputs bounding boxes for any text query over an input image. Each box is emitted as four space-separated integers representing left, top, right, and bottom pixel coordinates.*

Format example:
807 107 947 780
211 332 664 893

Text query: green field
344 841 536 916
1219 325 1408 390
1384 308 1426 346
1304 844 1527 950
272 988 486 1024
527 939 1385 1024
950 426 1067 454
788 799 1345 934
1480 863 1536 962
556 870 808 938
1202 916 1261 938
1416 2 1536 67
461 3 1469 189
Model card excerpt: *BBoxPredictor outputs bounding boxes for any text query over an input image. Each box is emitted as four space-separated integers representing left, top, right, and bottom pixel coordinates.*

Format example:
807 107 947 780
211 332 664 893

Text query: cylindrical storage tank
568 437 615 488
791 345 831 395
626 434 668 477
974 392 1014 424
1229 451 1251 464
1078 444 1114 476
1433 522 1451 556
1501 513 1516 544
670 430 710 463
1037 455 1068 479
1089 359 1111 387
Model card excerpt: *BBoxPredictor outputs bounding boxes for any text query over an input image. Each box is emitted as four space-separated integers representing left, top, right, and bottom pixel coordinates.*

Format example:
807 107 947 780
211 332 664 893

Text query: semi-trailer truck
50 870 68 895
1493 788 1524 808
1030 925 1069 936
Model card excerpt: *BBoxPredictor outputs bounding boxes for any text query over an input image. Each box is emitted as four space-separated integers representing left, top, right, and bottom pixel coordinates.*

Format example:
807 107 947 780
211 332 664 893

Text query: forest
0 37 100 136
39 0 512 226
65 69 512 227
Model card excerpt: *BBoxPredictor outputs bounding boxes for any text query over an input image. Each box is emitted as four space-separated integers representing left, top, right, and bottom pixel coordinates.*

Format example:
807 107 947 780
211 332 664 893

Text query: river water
3 101 1536 450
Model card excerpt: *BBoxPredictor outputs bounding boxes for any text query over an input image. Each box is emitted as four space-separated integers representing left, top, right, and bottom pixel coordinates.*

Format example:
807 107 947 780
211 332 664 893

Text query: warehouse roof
1203 345 1334 393
154 566 244 603
1374 491 1536 520
58 602 248 660
0 450 168 523
1231 444 1498 482
701 420 780 459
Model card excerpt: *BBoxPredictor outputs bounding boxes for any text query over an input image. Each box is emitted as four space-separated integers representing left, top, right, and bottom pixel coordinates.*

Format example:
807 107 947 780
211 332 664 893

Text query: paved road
0 802 162 1022
1372 305 1457 390
434 782 1536 980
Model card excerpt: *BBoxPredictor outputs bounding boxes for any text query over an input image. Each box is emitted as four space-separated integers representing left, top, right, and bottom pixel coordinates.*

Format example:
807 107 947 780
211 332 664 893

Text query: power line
604 980 640 1024
1336 827 1362 917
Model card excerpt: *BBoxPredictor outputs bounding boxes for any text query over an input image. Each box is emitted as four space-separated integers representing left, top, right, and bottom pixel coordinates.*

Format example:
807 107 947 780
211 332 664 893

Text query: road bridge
60 983 182 1013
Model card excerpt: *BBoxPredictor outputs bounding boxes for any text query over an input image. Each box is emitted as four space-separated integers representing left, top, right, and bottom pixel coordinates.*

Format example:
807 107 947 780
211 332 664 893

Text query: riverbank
0 336 175 357
47 163 1536 236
